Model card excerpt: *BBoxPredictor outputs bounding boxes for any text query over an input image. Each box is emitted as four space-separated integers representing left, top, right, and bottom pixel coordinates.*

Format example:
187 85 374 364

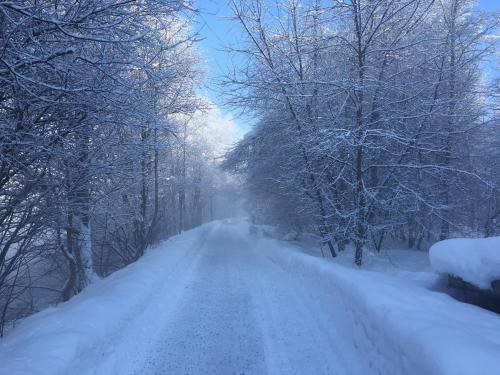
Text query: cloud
193 99 246 157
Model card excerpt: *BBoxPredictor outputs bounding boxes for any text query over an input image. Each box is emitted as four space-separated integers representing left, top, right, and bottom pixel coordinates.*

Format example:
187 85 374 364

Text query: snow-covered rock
429 236 500 290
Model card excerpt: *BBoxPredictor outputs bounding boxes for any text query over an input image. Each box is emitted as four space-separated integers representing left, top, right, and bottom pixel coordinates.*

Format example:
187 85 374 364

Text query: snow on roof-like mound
429 236 500 290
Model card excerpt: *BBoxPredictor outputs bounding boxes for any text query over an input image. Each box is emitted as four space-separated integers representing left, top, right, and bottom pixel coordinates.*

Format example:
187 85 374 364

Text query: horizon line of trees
223 0 499 265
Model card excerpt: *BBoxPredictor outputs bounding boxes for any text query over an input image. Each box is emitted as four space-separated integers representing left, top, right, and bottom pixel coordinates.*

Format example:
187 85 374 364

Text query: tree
0 0 204 332
223 0 498 265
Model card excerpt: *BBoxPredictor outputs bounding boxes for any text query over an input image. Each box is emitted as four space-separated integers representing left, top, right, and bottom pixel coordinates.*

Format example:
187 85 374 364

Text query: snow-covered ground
1 219 499 375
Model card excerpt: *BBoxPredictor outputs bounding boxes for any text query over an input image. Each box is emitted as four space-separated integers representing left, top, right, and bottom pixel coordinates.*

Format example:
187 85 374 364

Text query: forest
0 0 498 341
223 0 499 265
0 0 244 334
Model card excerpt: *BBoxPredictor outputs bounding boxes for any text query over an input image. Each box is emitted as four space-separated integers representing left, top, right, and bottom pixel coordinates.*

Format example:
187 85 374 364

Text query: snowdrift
260 232 500 375
429 236 500 290
0 224 211 375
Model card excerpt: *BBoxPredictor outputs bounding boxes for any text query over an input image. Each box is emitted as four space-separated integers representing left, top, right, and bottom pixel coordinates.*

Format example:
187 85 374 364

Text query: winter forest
0 0 499 372
223 0 499 263
0 0 244 334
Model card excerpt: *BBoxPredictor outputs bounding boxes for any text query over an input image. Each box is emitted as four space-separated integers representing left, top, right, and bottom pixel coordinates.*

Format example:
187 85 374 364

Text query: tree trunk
62 214 78 301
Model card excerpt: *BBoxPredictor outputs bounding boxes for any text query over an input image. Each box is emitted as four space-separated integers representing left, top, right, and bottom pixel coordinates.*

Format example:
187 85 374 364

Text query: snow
266 239 500 375
429 236 500 289
1 219 499 375
0 222 213 375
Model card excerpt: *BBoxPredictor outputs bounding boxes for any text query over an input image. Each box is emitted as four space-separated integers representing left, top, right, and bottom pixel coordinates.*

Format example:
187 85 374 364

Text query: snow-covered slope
0 223 214 375
265 239 500 375
429 236 500 289
1 219 499 375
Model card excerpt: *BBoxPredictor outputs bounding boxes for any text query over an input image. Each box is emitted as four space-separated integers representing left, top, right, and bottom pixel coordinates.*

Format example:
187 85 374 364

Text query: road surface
3 220 500 375
90 220 365 375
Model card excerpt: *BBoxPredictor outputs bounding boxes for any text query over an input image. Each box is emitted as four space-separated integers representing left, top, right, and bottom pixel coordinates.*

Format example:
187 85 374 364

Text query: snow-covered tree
223 0 498 265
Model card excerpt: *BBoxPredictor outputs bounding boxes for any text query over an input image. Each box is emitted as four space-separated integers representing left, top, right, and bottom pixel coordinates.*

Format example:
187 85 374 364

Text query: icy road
93 220 363 374
1 219 500 375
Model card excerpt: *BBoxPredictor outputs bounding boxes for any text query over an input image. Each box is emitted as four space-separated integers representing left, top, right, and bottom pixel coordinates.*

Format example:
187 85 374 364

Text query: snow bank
429 236 500 289
259 232 500 375
0 223 212 375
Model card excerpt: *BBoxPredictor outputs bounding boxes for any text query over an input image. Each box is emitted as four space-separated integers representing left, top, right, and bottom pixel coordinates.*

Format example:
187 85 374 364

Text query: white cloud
193 99 246 157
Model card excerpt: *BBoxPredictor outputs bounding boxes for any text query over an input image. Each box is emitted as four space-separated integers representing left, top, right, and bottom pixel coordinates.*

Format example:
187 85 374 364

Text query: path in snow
4 219 499 375
94 220 364 375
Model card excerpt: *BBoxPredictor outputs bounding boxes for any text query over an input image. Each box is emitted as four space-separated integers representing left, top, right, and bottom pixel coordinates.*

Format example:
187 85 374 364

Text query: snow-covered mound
429 236 500 289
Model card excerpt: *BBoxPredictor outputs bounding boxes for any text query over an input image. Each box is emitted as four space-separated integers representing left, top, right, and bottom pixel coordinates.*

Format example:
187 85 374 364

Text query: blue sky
196 0 499 133
196 1 249 132
480 0 500 11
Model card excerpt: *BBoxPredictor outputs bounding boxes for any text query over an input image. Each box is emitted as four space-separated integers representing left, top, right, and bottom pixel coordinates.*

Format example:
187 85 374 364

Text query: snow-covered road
95 220 364 375
2 219 500 375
